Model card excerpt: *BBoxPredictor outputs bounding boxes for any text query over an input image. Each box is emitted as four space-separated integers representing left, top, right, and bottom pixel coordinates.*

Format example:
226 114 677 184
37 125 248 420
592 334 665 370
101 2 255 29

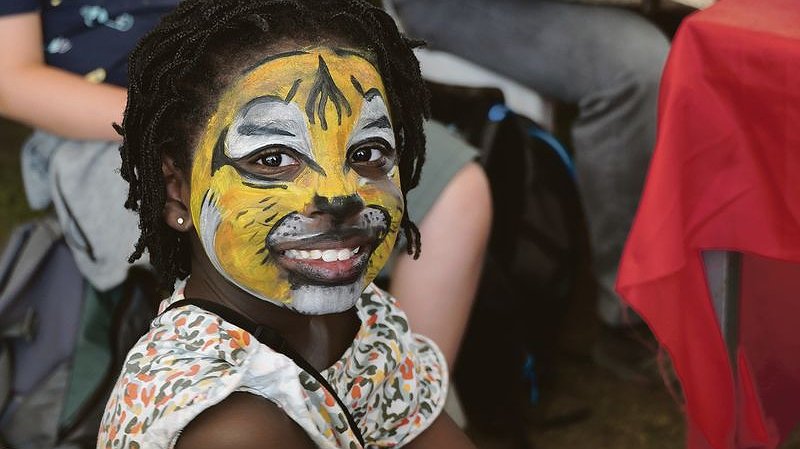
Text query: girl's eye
347 141 395 178
257 153 298 167
237 146 304 182
350 147 383 163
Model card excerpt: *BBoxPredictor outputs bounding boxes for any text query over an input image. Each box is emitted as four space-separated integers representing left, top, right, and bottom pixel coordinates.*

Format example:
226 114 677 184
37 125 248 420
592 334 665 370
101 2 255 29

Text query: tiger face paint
190 47 403 315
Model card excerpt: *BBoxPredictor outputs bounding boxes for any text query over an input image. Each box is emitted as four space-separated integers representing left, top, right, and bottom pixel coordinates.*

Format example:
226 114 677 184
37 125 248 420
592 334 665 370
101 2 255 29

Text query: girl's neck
183 239 360 371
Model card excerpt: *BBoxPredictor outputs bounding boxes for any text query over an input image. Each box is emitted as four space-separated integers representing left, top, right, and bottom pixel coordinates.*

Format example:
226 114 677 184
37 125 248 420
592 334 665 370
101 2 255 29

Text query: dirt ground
455 255 688 449
466 270 800 449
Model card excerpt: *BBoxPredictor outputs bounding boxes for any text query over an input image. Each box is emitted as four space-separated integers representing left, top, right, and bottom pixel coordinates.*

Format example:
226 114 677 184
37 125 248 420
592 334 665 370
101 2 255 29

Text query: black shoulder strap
163 298 366 447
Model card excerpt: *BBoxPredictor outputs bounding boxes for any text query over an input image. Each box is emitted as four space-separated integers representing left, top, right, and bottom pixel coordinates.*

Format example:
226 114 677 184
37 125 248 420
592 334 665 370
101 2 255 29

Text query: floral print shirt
97 280 448 449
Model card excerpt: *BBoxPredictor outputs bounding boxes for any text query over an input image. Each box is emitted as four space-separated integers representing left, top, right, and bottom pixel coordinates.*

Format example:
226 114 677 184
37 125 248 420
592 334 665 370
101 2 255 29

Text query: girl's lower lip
274 249 371 285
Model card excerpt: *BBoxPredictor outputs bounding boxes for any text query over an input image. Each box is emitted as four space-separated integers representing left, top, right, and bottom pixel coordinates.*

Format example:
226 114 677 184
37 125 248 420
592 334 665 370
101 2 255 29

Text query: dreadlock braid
119 0 429 287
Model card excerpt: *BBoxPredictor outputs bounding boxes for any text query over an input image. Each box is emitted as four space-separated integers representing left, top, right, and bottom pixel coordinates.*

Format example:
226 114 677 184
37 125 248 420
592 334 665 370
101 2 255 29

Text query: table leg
702 250 741 372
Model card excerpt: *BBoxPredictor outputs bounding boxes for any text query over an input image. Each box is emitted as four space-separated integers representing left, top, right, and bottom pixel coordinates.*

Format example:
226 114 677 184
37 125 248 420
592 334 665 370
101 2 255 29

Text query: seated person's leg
387 121 491 367
394 0 670 329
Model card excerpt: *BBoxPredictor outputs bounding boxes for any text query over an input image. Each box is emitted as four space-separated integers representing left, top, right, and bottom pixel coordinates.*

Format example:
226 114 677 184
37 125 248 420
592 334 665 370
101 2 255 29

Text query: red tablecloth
616 1 800 448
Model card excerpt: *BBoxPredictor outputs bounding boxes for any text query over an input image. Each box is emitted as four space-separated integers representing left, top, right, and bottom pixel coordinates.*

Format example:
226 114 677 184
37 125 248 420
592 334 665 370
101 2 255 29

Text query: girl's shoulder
97 305 274 449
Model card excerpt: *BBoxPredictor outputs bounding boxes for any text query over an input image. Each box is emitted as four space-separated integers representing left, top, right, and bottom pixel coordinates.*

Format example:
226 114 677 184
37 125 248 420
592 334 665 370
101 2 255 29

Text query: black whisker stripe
257 238 271 256
263 213 278 224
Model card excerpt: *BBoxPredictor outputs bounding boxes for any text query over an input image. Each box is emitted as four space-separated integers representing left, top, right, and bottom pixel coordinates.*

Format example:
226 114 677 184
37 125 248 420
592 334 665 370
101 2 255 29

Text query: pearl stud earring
177 217 185 226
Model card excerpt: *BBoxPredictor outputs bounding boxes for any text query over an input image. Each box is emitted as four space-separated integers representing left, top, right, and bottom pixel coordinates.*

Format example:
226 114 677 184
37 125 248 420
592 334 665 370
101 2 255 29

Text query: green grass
0 118 42 244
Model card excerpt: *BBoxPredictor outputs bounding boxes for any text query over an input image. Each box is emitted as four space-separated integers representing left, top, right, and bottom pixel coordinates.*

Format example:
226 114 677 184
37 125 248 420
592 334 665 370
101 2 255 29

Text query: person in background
392 0 670 380
0 1 165 292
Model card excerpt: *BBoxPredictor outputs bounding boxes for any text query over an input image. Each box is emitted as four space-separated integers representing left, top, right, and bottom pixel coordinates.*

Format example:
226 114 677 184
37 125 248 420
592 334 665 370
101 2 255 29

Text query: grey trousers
394 0 670 325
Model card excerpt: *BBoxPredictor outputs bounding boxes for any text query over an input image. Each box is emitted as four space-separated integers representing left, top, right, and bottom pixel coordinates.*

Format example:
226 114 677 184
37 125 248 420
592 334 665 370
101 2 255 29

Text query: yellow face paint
190 47 403 314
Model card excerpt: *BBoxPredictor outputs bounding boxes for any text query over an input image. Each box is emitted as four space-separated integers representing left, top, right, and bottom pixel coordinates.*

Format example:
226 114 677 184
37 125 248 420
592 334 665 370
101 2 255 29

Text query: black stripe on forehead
351 75 383 101
305 55 352 131
350 75 365 97
285 78 302 103
333 47 374 64
241 50 310 75
338 48 384 98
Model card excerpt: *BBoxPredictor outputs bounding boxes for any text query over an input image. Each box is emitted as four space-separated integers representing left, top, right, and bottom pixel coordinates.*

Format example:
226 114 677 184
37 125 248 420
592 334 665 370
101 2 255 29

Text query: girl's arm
174 392 317 449
0 12 126 141
406 413 479 449
177 394 477 449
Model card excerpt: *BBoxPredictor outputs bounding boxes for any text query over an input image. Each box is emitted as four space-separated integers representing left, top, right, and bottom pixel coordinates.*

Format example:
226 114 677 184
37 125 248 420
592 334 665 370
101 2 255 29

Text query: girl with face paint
98 1 477 448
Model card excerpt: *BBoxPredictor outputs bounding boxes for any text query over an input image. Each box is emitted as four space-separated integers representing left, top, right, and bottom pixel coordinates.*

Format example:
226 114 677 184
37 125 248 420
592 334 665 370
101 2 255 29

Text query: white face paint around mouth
199 197 367 315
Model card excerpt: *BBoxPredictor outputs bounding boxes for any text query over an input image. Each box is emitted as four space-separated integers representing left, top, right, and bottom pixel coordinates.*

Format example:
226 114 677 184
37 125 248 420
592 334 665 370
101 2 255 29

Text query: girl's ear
162 155 193 232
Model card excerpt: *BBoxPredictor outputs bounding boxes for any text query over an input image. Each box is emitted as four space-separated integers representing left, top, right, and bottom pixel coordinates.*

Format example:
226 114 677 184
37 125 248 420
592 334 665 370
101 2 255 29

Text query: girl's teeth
322 250 339 262
286 248 360 261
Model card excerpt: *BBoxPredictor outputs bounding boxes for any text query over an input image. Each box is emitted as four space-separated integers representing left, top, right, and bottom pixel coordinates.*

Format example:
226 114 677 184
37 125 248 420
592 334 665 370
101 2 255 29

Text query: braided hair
119 0 429 287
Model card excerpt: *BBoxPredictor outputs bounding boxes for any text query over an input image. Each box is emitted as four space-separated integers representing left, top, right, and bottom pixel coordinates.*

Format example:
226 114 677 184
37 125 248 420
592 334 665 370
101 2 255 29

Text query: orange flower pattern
97 280 447 448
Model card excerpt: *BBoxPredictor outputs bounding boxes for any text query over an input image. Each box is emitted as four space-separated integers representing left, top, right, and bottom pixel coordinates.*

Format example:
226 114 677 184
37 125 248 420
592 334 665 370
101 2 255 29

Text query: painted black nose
312 194 364 222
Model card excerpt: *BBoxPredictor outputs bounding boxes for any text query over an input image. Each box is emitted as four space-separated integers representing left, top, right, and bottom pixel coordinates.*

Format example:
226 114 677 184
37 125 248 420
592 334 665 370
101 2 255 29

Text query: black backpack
0 217 158 449
427 81 587 435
